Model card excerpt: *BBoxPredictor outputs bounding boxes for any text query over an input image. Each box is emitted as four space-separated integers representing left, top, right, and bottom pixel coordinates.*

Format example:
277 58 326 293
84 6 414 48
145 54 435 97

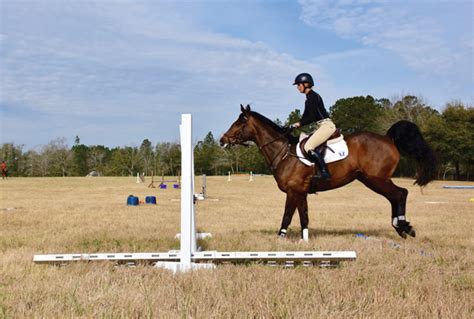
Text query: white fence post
180 114 193 268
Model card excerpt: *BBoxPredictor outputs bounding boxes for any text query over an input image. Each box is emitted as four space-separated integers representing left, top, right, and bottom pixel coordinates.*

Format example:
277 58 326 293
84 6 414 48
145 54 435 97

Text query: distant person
1 161 7 179
289 73 336 179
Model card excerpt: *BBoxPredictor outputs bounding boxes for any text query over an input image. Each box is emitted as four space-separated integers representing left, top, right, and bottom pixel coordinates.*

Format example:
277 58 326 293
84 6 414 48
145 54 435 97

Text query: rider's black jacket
299 90 329 126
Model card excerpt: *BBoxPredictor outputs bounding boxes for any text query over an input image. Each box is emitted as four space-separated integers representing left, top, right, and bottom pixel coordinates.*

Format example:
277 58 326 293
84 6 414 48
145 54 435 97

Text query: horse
220 104 437 240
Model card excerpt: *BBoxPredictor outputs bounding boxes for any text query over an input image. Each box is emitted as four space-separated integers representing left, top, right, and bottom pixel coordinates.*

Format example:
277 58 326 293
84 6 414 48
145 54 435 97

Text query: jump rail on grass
442 185 474 189
33 251 356 264
34 114 357 272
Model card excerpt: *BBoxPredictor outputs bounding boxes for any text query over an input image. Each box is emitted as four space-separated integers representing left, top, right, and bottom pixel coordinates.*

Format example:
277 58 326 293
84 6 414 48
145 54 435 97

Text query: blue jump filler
145 196 157 204
127 195 139 206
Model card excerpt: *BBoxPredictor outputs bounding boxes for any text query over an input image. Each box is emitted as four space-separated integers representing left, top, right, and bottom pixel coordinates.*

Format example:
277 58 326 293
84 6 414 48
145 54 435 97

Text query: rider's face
296 83 306 93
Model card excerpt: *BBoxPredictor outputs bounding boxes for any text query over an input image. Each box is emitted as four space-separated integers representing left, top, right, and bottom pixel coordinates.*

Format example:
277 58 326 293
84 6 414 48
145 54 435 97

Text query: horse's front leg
278 191 299 238
296 193 309 241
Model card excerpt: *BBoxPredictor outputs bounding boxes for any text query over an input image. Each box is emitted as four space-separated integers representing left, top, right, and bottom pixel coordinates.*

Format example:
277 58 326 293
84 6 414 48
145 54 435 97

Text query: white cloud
1 1 309 115
298 0 471 75
1 0 329 146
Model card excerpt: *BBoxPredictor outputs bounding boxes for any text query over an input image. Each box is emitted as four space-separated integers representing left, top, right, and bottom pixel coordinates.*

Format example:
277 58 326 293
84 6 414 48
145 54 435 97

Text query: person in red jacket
1 161 7 179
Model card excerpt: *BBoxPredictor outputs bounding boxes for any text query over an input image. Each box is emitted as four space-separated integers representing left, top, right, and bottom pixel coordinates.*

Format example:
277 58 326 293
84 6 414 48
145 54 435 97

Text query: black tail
386 120 437 186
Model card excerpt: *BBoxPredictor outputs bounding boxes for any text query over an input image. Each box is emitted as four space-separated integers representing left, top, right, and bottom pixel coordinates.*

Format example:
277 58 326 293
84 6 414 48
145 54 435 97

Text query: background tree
381 95 439 131
2 96 471 180
154 142 180 176
48 138 72 176
330 96 384 134
194 132 219 175
425 103 473 180
87 145 110 175
71 137 89 176
0 143 26 177
139 139 154 176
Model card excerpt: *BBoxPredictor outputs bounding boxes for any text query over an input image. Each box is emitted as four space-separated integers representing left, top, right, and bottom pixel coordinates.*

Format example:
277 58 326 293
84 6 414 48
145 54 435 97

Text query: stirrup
319 169 331 180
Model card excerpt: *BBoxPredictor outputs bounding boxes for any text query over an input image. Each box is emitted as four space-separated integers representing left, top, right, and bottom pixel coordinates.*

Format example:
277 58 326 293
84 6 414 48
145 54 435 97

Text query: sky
1 0 473 149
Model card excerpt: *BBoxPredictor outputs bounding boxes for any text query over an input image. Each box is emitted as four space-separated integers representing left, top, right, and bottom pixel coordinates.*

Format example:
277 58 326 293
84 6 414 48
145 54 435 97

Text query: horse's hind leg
358 175 415 238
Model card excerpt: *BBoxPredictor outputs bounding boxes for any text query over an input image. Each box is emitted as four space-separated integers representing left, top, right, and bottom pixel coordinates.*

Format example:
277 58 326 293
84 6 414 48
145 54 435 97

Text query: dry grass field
0 176 472 318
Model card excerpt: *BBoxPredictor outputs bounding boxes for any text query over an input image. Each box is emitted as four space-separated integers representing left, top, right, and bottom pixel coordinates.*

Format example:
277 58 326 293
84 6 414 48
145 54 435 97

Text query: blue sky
1 0 472 149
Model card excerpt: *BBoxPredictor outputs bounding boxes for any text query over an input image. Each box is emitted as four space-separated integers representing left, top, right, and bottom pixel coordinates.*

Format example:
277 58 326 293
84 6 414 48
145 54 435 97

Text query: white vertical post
228 171 231 182
191 135 197 253
155 114 215 273
180 114 193 267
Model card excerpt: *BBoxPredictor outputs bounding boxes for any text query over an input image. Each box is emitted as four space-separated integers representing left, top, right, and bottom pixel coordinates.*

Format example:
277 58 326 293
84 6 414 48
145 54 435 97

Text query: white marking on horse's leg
393 215 406 228
392 217 398 227
302 228 309 242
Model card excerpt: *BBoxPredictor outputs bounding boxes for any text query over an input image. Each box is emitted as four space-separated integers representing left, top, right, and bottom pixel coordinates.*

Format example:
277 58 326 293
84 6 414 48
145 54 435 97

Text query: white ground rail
33 114 356 272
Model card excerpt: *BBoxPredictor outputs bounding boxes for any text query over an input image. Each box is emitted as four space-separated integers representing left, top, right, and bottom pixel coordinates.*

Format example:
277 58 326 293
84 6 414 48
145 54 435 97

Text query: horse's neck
253 126 288 170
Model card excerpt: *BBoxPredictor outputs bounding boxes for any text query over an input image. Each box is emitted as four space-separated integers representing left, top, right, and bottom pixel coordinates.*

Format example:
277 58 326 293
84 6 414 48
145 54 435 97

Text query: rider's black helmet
293 73 314 86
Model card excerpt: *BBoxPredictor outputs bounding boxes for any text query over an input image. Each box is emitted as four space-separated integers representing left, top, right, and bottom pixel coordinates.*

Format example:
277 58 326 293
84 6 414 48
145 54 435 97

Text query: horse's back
344 132 399 177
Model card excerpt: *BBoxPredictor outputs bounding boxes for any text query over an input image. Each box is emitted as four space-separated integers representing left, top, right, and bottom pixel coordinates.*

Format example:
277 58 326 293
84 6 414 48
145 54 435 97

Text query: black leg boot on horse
307 149 331 180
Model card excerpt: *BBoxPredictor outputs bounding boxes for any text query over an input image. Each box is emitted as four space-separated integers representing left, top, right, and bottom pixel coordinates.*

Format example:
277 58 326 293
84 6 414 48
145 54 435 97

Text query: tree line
1 95 472 180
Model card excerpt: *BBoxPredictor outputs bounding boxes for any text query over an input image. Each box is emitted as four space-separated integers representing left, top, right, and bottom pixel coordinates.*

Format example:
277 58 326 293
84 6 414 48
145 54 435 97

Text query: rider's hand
289 123 300 129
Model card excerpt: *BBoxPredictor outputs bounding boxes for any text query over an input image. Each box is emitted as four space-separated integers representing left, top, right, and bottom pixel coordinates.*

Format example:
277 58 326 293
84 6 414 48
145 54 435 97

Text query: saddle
295 128 348 194
298 128 342 160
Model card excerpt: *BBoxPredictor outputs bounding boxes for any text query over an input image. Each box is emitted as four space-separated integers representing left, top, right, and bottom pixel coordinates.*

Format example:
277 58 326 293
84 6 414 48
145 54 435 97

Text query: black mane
249 111 298 144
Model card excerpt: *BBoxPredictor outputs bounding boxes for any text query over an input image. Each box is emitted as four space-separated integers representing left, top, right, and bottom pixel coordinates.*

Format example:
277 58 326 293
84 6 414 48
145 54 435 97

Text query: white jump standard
33 114 356 272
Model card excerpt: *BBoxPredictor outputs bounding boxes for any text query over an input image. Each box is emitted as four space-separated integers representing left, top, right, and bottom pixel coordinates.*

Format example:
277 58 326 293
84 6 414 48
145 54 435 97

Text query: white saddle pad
296 135 349 166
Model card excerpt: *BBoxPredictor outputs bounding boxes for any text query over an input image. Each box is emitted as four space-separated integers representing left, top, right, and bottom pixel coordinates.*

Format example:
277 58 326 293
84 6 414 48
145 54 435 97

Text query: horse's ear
240 104 245 112
246 104 251 111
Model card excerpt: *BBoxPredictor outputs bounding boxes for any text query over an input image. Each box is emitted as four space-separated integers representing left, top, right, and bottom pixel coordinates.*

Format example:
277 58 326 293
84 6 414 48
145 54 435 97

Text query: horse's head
220 104 256 148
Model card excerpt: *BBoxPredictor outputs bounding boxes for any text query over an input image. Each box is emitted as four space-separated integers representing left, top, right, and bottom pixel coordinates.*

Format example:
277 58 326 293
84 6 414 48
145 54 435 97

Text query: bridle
224 120 293 172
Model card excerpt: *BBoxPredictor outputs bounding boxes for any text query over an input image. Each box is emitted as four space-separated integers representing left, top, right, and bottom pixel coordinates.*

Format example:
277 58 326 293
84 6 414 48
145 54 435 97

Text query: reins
258 130 293 172
258 130 290 151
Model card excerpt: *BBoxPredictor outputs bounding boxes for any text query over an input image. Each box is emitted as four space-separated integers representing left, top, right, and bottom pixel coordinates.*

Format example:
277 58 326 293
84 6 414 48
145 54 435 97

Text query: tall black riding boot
308 150 331 179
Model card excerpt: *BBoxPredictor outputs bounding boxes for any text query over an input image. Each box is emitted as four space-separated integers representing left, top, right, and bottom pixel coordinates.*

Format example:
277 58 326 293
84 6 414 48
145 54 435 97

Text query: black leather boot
308 149 331 179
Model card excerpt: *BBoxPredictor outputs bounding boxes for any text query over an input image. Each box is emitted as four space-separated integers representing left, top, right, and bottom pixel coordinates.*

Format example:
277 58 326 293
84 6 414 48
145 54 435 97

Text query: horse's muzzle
220 135 232 148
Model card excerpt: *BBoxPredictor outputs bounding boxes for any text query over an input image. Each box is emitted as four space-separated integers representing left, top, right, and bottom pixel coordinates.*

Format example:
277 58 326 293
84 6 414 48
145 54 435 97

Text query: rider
290 73 335 179
1 161 7 179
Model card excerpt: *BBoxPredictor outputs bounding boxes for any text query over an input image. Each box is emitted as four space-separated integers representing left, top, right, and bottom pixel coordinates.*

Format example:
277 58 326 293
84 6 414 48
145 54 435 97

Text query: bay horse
220 105 437 240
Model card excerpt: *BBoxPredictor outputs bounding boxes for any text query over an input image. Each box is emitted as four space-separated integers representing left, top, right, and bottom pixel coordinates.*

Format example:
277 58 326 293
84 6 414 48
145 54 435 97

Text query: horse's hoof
397 228 415 239
395 227 408 239
278 230 287 239
394 220 416 239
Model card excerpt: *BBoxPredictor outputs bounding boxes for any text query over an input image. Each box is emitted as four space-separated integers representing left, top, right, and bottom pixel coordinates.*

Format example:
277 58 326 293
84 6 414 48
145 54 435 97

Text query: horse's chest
274 167 310 194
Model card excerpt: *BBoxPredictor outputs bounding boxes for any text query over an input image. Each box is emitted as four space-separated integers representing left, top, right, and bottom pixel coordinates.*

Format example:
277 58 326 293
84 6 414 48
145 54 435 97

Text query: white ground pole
249 171 253 182
33 114 356 271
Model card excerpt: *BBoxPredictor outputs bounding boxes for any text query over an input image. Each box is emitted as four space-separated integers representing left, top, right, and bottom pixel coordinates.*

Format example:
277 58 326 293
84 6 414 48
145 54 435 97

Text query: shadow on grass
254 228 393 240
